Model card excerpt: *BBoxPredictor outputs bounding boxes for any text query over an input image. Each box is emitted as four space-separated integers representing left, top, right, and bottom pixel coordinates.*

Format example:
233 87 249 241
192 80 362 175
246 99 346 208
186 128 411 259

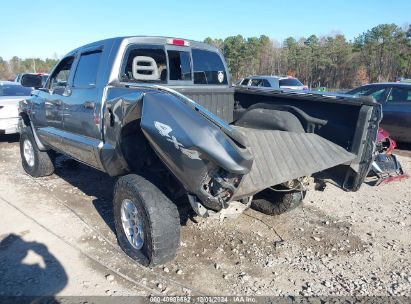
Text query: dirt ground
0 134 410 297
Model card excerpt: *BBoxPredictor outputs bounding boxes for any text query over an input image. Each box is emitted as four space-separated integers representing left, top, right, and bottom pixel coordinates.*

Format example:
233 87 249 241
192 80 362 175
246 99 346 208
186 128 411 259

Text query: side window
387 87 411 102
241 78 250 86
121 45 167 83
49 56 75 91
73 51 102 88
368 88 387 102
192 49 228 85
250 79 263 87
167 50 192 81
262 79 271 87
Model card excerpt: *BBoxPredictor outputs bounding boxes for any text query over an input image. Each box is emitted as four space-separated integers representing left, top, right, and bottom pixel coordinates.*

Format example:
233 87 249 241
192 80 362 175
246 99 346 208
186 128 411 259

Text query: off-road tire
251 188 306 216
20 129 54 177
113 174 180 266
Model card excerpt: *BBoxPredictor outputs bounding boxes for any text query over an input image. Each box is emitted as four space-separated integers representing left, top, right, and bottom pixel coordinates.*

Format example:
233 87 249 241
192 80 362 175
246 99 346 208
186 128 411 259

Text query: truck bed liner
233 127 356 198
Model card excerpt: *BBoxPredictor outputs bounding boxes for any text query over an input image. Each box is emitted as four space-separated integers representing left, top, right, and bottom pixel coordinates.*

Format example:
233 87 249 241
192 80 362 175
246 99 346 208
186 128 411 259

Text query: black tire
251 188 306 216
20 129 54 177
113 174 180 266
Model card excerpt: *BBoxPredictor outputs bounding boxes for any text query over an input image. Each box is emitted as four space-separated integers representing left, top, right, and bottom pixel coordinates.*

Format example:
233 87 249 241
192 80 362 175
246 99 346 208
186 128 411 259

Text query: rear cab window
121 45 168 84
192 49 227 85
167 50 191 81
120 43 228 86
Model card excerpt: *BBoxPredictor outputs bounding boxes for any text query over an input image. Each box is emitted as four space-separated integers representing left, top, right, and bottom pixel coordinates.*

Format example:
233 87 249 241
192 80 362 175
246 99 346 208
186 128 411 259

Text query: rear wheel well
120 119 153 172
119 119 186 199
20 112 30 126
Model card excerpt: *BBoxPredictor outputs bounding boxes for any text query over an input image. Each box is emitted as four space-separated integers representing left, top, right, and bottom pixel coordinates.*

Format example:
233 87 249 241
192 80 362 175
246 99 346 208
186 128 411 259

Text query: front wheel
20 129 54 177
113 174 180 266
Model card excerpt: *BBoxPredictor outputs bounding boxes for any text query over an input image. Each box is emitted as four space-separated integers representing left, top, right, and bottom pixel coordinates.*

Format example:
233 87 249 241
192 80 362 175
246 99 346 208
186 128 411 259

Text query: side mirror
21 74 43 89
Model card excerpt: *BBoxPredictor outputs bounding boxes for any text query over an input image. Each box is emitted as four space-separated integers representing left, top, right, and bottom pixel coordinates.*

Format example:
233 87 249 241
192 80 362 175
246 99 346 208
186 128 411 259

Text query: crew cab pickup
19 36 381 266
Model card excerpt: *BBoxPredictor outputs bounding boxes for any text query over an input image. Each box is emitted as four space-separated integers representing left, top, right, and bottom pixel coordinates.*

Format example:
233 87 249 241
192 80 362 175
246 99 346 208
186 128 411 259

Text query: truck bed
175 86 380 194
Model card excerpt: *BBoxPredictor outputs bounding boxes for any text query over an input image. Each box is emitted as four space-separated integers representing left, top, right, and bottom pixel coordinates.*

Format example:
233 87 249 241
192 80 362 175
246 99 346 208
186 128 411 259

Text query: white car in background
237 75 308 90
0 81 32 135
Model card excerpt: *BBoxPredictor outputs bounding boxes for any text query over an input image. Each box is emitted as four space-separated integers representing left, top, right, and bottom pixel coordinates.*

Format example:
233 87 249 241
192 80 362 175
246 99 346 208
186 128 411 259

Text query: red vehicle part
370 128 408 185
376 128 397 154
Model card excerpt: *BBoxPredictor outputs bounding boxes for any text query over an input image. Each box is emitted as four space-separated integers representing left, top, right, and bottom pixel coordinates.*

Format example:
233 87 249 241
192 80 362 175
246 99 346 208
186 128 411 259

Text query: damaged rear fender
140 91 253 203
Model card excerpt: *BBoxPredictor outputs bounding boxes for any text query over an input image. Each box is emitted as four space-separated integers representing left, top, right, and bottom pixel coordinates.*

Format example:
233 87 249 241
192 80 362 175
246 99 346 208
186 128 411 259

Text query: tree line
205 23 411 89
1 23 410 89
0 56 58 81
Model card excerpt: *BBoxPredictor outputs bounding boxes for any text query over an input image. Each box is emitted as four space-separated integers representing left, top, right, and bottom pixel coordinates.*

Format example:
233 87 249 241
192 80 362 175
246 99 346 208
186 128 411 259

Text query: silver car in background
0 81 32 135
237 75 308 90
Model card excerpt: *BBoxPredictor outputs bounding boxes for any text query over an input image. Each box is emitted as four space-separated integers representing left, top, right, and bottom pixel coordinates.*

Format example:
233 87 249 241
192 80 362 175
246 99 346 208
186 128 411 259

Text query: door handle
83 101 95 109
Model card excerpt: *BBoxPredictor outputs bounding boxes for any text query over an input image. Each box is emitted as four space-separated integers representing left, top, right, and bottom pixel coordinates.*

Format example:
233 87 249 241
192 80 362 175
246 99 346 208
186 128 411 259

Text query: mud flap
233 127 356 199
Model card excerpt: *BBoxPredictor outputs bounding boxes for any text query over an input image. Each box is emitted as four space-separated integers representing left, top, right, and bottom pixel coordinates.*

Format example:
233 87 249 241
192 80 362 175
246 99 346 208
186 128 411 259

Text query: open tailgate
233 127 356 199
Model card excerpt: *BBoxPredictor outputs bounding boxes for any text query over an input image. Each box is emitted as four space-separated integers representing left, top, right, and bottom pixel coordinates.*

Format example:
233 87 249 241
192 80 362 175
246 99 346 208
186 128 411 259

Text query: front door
36 56 76 150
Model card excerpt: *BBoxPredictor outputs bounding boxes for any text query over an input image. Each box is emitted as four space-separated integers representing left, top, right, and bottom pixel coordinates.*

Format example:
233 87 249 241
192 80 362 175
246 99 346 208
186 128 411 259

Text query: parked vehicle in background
0 81 32 135
237 75 308 90
19 36 380 266
15 73 49 87
346 83 411 143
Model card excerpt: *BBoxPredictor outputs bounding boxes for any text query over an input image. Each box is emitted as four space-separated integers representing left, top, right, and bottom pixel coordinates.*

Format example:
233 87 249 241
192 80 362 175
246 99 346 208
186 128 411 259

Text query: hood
0 96 28 107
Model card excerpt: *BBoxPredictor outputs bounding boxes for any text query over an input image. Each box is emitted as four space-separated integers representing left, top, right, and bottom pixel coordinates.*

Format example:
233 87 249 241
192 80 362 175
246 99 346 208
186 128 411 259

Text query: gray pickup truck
19 36 381 266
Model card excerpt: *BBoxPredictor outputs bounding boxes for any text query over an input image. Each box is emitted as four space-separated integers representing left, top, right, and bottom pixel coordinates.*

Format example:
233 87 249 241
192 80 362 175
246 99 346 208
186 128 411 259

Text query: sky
1 0 410 60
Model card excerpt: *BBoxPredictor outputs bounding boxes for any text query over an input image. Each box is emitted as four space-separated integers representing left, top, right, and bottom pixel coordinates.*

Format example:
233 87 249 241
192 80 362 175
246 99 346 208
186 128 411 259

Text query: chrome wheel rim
23 139 35 167
121 199 144 250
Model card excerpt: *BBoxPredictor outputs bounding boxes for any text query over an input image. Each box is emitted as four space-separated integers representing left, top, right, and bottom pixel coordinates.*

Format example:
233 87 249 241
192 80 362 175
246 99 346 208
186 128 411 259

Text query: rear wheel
20 129 54 177
251 187 306 216
113 174 180 266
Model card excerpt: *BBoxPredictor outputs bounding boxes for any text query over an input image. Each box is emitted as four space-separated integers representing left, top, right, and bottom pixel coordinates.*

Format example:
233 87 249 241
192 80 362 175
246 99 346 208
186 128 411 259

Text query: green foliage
354 24 410 82
3 23 409 89
206 23 411 89
0 57 58 80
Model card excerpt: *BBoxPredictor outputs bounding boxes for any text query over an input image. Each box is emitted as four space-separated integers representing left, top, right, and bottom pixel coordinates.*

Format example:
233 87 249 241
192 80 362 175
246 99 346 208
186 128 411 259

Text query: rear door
58 48 104 167
381 86 411 142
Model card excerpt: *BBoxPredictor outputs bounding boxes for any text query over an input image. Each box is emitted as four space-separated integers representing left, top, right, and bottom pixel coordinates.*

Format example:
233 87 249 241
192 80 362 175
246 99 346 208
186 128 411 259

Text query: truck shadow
0 233 68 297
53 156 193 236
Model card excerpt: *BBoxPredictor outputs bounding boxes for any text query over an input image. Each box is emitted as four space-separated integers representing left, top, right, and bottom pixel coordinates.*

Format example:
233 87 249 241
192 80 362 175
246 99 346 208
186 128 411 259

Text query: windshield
0 84 32 97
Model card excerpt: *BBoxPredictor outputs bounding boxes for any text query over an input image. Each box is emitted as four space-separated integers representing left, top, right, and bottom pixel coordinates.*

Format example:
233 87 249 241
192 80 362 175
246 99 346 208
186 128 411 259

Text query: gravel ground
0 134 410 297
